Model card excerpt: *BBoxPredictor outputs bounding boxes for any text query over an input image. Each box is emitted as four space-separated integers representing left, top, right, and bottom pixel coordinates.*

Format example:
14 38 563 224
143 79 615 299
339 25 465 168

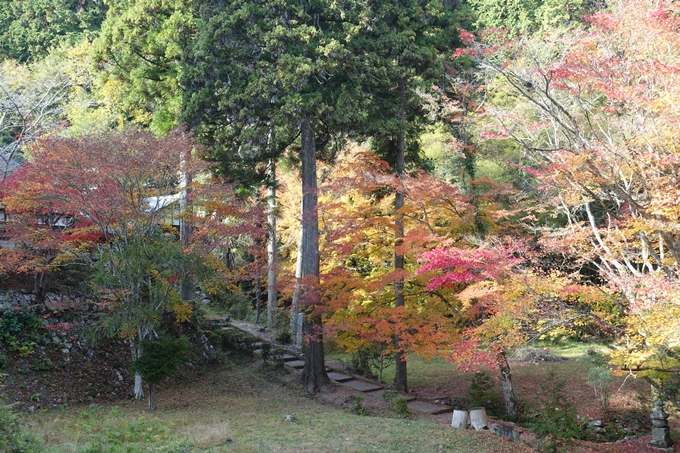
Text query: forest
1 0 680 452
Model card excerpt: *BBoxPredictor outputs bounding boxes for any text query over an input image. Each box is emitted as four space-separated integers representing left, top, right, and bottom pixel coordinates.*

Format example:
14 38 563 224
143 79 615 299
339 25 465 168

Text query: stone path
224 319 455 421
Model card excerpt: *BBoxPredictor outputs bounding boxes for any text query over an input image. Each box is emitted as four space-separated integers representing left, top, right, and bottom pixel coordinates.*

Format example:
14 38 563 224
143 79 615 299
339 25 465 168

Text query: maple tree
459 0 680 392
315 148 478 374
1 128 267 407
342 0 464 392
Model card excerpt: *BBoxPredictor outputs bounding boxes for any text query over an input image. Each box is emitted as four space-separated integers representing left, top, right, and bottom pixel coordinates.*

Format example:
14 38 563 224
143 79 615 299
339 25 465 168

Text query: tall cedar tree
345 0 463 392
182 0 362 393
92 0 194 133
0 0 106 62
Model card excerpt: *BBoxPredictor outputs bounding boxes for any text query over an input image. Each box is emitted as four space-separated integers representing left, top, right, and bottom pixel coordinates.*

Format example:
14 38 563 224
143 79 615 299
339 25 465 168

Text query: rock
491 423 521 442
284 414 295 422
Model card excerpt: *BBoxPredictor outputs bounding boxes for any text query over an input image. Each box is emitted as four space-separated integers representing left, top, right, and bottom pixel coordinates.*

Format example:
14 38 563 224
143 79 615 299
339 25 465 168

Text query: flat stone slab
327 372 353 382
407 400 451 415
280 354 298 362
365 389 416 401
437 411 454 422
342 380 382 392
285 360 306 369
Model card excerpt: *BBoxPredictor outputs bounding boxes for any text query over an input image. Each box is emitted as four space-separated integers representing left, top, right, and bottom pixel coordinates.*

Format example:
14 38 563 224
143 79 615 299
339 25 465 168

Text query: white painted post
469 407 489 430
451 410 469 429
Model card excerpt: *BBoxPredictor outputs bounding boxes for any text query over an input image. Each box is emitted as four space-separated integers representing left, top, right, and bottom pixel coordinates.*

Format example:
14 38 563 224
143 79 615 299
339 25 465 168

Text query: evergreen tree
344 0 464 392
0 0 106 62
182 0 361 392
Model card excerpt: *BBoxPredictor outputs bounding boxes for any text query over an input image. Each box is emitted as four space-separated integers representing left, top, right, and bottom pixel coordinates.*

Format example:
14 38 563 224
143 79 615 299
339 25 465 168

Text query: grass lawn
22 362 531 453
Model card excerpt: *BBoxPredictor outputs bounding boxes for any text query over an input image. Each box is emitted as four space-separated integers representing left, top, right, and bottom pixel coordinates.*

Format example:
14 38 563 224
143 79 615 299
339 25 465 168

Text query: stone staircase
212 319 455 420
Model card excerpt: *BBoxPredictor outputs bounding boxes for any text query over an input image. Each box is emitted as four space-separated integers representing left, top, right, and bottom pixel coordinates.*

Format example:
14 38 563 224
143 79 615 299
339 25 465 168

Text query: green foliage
382 389 397 403
351 396 368 416
134 335 190 385
92 0 194 133
392 397 410 419
349 348 376 378
586 365 612 412
527 369 584 452
0 309 45 357
466 371 502 415
207 327 261 358
0 0 106 62
274 328 292 345
90 235 193 343
0 403 42 453
468 0 595 34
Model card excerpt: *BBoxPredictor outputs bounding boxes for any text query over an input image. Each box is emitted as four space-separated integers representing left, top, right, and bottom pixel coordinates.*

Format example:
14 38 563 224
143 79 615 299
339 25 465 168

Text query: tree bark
498 352 518 417
290 224 303 346
267 160 278 327
179 148 193 302
147 382 156 411
393 107 408 393
299 117 327 393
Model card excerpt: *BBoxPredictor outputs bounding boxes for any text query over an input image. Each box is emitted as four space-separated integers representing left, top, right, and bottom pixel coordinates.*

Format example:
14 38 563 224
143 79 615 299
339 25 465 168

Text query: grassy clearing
22 363 530 453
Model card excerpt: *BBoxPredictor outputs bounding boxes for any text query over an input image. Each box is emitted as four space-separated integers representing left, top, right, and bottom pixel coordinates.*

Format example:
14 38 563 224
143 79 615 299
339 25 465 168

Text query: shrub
586 365 612 412
351 396 368 416
466 371 503 415
0 384 42 453
393 397 410 419
275 328 292 344
527 369 584 453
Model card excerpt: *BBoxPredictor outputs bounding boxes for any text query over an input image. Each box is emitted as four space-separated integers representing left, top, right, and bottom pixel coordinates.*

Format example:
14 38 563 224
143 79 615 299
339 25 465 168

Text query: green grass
23 363 531 453
519 339 611 359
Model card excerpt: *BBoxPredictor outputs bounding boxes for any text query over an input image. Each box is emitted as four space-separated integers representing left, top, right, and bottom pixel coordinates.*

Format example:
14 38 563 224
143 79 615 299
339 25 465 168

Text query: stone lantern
650 399 674 451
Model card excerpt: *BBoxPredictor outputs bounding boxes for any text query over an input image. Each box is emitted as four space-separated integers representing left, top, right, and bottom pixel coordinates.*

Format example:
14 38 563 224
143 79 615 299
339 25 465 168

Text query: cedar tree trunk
267 160 278 327
393 103 408 393
179 148 193 301
299 117 327 392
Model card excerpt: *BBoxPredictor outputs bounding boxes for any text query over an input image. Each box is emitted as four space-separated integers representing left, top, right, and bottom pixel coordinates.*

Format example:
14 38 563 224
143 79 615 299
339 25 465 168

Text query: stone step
342 380 383 393
327 371 353 383
407 400 451 415
365 389 416 402
280 354 298 362
285 360 306 369
437 411 455 423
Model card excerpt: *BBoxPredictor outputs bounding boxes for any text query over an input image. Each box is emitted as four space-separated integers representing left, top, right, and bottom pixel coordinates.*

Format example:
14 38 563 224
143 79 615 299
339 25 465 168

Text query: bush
0 403 42 453
527 369 584 453
392 397 410 419
351 396 368 416
207 327 261 357
135 335 190 386
586 365 612 412
0 309 45 357
466 371 503 415
275 328 292 344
